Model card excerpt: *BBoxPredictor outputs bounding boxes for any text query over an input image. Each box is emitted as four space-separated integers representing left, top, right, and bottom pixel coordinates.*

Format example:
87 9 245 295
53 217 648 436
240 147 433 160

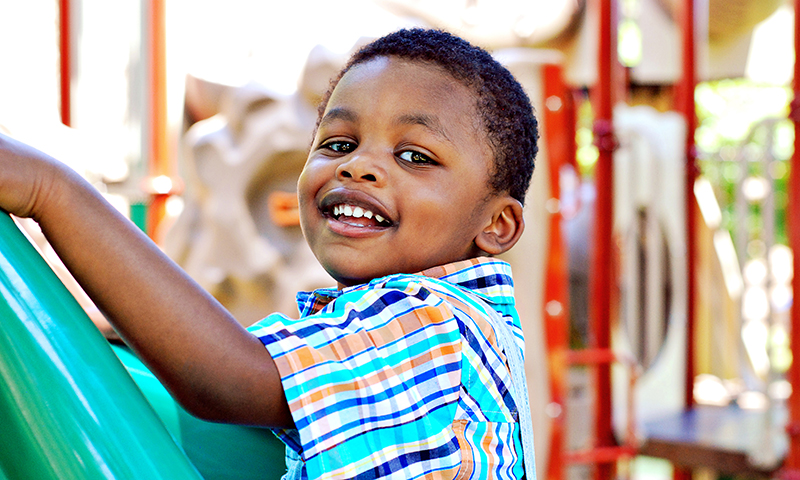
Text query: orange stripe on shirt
280 339 462 414
281 303 454 372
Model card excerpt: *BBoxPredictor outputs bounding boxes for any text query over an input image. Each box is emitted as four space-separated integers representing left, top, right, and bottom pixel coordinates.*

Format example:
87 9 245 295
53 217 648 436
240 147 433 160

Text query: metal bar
563 446 637 465
590 1 617 479
145 0 170 240
679 0 698 412
674 1 698 479
541 62 572 480
565 348 617 365
58 0 71 126
780 0 800 476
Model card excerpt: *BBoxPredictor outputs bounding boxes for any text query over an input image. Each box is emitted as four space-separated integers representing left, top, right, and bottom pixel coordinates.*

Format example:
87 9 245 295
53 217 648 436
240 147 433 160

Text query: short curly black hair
316 28 538 205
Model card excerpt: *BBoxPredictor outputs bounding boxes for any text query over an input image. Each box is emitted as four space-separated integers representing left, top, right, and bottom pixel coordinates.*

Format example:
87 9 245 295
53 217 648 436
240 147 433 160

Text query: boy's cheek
296 158 328 198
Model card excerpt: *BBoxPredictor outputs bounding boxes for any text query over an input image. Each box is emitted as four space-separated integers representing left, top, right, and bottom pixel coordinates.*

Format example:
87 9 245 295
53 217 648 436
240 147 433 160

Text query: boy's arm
0 133 293 428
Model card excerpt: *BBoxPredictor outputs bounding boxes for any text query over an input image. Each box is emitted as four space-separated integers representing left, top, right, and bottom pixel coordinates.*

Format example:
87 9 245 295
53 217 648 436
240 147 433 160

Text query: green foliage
572 78 792 247
695 79 793 247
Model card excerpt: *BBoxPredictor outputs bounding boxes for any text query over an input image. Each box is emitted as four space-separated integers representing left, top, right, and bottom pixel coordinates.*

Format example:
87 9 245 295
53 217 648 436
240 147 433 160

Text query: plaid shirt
249 257 527 479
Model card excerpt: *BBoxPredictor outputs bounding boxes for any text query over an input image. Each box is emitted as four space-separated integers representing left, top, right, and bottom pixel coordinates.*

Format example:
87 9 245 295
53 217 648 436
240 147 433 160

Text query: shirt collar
295 257 514 317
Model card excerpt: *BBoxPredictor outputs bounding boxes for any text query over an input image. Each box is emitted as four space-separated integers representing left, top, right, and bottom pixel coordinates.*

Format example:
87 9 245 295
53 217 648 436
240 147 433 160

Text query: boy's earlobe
475 199 525 255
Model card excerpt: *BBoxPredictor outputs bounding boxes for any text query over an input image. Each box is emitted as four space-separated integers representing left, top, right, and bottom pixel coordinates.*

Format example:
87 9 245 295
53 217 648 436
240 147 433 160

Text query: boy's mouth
329 203 393 228
318 189 395 230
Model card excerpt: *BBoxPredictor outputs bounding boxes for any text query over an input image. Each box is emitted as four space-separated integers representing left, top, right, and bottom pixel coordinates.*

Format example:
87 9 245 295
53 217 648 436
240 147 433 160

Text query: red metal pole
590 0 617 479
678 0 698 414
59 0 71 126
541 63 572 480
780 1 800 477
145 0 170 240
674 1 697 479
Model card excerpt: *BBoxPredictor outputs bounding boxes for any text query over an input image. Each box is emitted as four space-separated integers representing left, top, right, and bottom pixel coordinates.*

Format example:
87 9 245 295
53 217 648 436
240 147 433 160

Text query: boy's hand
0 132 65 219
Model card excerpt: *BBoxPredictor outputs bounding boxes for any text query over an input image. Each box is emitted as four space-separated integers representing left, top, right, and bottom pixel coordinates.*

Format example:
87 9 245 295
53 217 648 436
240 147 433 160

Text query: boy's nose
335 153 386 185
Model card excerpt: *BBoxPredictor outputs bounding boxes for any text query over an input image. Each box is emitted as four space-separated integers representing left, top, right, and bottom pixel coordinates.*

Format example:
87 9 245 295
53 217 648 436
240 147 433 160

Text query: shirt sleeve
248 281 464 479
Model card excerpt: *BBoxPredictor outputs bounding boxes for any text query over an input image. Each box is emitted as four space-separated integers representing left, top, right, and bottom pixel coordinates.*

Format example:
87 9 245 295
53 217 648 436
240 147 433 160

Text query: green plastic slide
0 213 284 479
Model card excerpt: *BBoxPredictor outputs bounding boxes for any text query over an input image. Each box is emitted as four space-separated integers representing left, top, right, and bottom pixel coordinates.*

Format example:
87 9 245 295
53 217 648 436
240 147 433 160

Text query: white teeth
332 203 387 224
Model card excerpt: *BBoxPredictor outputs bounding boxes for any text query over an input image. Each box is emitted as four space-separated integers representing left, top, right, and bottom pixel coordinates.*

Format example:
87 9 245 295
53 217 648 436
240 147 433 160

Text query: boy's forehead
324 57 485 138
333 56 471 104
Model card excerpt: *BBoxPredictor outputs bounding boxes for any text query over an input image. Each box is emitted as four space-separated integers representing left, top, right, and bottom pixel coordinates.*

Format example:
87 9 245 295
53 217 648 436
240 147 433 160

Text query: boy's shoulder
300 257 515 318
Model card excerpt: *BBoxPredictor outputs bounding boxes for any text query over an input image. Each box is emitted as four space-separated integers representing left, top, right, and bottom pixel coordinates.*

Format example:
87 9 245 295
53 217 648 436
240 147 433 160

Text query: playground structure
1 0 800 478
0 213 285 479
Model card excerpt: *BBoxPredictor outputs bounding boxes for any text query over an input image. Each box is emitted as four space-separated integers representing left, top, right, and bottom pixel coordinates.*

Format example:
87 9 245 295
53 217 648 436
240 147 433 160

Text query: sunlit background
0 1 798 479
0 0 794 185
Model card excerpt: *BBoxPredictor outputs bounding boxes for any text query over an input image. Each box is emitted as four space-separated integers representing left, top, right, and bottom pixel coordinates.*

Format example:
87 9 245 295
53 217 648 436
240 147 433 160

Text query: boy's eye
398 150 436 165
322 141 356 154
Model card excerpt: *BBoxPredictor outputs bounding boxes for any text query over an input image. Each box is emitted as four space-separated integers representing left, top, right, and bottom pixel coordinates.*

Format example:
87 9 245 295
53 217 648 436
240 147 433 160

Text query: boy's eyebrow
319 107 358 128
319 109 454 146
395 113 453 145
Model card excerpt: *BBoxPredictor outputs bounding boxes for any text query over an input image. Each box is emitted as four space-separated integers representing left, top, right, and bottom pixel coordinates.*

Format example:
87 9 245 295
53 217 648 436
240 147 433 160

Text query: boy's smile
298 56 500 287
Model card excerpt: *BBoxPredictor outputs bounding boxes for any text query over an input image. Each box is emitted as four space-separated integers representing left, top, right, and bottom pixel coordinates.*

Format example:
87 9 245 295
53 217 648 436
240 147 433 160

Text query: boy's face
298 56 497 286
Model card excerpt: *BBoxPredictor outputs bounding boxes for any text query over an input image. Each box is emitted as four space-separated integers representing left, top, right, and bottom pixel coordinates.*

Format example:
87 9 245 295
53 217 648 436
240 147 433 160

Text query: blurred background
0 0 798 479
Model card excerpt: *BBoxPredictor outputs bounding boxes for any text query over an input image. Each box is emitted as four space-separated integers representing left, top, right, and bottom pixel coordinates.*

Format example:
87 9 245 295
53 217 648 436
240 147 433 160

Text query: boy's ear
474 197 525 256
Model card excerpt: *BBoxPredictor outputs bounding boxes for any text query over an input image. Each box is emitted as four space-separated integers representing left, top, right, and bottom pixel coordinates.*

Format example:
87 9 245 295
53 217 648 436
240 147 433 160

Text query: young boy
0 28 538 479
